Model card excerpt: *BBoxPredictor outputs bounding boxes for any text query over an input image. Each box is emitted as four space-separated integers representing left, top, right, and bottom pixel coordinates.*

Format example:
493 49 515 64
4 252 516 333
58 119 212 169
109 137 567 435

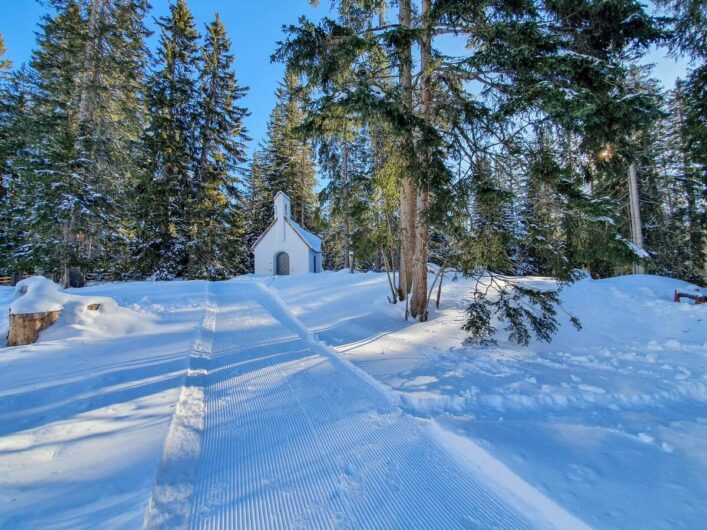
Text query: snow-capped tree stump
7 310 61 347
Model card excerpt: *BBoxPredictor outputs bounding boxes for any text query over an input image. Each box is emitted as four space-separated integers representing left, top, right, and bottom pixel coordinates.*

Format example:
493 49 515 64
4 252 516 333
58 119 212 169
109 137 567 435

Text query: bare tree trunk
410 192 430 318
628 163 645 274
410 0 432 320
397 0 416 301
424 261 445 316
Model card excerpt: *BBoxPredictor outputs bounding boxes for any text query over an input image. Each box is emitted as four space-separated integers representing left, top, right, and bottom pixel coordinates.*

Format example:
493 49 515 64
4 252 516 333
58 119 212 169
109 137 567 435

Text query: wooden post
628 163 645 274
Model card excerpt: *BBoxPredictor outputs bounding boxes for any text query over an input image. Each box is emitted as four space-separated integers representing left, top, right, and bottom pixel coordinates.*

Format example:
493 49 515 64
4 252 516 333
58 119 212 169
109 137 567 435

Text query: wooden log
7 310 62 347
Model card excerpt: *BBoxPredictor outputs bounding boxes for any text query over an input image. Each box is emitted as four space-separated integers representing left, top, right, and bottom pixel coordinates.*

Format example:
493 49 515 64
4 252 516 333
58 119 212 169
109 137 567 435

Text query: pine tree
100 0 151 277
659 0 706 165
318 125 376 270
645 85 706 282
190 14 250 279
135 0 200 279
269 69 318 229
520 130 569 277
246 149 273 248
0 32 15 212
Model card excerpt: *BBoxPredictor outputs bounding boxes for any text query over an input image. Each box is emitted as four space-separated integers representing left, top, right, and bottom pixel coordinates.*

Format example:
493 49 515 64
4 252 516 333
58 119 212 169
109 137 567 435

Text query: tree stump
7 310 61 347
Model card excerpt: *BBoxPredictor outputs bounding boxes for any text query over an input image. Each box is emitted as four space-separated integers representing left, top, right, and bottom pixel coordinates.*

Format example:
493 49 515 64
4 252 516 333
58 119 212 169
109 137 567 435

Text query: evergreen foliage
191 14 250 279
0 34 10 72
135 0 200 279
276 0 683 344
245 68 318 247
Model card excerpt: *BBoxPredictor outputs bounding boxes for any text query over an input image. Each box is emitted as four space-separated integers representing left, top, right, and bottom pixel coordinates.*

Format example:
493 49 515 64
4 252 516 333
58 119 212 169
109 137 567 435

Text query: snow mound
11 276 113 314
10 276 157 342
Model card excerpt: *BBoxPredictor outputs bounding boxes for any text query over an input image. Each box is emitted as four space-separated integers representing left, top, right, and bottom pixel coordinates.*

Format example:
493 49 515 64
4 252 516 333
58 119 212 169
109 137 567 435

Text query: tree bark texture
397 0 416 300
410 0 432 320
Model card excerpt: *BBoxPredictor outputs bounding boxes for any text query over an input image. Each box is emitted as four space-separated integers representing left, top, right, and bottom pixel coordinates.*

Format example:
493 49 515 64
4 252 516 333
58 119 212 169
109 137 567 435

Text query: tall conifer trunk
410 0 432 320
398 0 415 301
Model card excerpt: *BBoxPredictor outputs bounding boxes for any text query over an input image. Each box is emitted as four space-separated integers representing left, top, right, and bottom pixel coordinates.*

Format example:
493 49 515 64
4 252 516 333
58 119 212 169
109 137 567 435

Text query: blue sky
0 0 333 152
0 1 690 153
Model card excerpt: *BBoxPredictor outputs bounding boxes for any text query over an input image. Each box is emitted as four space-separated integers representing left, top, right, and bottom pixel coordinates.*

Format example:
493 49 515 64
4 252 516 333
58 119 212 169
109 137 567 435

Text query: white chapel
252 192 323 276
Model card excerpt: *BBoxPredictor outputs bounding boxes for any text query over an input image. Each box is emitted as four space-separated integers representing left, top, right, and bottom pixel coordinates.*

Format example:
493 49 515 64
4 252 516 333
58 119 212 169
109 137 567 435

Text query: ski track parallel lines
143 282 216 530
182 281 534 530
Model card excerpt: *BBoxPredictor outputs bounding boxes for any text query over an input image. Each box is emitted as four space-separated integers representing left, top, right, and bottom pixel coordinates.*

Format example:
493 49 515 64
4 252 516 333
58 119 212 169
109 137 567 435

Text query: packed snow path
144 281 534 529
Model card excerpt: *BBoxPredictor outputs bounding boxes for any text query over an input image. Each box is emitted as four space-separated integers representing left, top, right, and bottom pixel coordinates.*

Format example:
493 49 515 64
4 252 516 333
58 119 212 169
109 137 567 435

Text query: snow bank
9 276 157 342
11 276 115 314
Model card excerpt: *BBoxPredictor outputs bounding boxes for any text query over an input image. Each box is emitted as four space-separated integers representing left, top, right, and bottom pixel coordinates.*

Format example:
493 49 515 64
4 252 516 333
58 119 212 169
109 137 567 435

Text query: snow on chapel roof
287 219 322 252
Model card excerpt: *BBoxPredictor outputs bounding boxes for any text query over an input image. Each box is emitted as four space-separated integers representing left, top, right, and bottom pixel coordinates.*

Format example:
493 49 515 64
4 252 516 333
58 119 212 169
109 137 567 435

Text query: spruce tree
0 2 149 282
269 69 318 229
659 0 706 166
23 2 90 282
0 68 35 274
100 0 151 277
246 149 273 248
673 83 706 278
318 125 376 270
646 84 706 282
191 14 250 279
135 0 200 279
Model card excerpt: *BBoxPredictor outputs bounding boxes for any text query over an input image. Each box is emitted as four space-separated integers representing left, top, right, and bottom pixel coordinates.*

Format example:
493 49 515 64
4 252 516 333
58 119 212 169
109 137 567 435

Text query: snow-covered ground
0 281 211 527
0 272 705 528
274 271 707 529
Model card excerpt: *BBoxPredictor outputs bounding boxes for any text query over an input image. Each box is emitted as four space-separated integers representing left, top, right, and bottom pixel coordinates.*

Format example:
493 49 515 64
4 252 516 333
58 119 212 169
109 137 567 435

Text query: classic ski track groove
163 280 535 530
143 282 217 529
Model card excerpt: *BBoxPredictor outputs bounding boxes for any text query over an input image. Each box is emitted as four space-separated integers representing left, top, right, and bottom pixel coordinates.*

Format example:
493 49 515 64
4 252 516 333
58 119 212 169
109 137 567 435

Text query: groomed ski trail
146 280 565 529
144 282 217 528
